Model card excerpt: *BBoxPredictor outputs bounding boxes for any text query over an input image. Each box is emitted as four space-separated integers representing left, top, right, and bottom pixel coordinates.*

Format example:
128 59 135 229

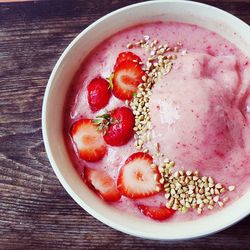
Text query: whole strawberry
87 77 111 112
93 106 135 146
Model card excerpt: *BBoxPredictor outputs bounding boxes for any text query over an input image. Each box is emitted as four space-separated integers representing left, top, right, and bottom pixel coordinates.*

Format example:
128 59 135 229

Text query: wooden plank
0 0 249 249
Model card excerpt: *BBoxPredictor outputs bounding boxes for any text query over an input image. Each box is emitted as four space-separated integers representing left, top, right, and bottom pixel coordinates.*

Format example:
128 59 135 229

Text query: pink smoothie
64 22 250 221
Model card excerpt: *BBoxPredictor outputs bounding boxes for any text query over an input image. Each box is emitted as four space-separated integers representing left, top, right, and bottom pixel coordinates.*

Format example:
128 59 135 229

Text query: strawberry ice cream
149 53 250 175
148 52 250 210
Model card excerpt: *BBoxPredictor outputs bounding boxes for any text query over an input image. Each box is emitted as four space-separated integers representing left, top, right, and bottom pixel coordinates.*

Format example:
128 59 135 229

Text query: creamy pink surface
64 22 250 221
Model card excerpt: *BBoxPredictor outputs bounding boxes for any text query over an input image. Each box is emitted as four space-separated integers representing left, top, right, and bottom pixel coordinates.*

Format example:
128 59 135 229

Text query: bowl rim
42 0 250 240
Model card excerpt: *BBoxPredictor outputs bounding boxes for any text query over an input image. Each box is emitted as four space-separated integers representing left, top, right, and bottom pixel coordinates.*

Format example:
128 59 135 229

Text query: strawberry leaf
97 124 104 131
96 114 111 120
92 119 103 124
94 113 112 135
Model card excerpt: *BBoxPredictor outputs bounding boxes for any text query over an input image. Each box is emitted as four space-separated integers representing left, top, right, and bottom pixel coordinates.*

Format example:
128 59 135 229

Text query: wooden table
0 0 249 249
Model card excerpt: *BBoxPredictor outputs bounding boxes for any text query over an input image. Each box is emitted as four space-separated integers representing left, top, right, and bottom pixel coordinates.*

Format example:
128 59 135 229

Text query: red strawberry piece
137 205 175 221
70 119 106 162
117 152 162 199
112 60 146 100
103 106 135 146
83 167 121 202
114 51 142 69
87 77 111 112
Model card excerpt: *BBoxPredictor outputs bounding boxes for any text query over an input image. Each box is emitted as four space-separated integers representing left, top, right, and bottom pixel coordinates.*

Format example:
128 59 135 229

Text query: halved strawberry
137 205 175 221
112 60 146 100
117 152 162 199
87 77 111 112
83 167 121 202
114 51 142 69
70 119 106 162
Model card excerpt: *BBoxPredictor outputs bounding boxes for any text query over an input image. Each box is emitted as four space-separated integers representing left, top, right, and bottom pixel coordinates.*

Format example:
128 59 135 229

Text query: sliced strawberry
83 167 121 202
112 60 146 100
137 205 175 221
87 77 111 112
114 51 142 69
117 152 162 199
70 119 106 162
102 107 135 146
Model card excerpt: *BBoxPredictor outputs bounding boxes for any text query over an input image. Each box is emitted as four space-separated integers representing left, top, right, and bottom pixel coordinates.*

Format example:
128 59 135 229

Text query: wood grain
0 0 249 249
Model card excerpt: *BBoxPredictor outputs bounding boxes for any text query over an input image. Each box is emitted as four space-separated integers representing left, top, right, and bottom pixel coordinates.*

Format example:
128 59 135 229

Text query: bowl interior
43 0 250 240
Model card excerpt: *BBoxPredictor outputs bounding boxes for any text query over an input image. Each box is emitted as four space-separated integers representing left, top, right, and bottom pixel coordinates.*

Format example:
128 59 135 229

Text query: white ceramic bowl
42 0 250 240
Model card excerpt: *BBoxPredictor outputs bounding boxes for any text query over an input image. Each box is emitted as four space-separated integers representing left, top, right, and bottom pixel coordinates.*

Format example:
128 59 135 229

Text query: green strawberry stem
92 112 117 135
